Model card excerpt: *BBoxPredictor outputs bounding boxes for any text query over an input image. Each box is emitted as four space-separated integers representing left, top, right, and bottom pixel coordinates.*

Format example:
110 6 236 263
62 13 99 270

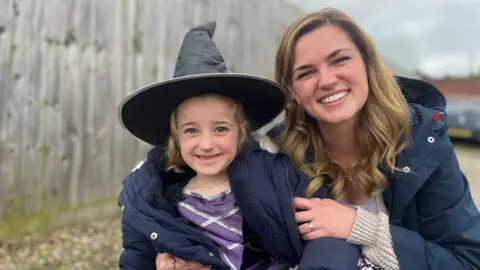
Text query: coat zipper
281 160 295 219
281 159 303 257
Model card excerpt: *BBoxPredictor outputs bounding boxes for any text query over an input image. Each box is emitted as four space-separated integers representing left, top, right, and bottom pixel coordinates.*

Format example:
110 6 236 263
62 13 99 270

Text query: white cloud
421 51 480 77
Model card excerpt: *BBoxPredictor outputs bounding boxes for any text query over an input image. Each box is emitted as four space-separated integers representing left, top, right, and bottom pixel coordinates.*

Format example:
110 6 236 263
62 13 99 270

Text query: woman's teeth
320 91 348 104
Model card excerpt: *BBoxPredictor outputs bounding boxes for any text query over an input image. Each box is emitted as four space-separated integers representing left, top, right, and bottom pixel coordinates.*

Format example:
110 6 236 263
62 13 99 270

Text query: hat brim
118 73 287 145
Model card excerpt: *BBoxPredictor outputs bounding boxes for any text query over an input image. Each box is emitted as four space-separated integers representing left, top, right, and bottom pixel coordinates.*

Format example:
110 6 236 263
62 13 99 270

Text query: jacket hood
396 76 446 110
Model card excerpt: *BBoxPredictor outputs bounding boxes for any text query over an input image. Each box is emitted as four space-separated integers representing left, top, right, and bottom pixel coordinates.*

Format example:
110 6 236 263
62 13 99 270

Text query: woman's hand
156 253 210 269
293 197 356 241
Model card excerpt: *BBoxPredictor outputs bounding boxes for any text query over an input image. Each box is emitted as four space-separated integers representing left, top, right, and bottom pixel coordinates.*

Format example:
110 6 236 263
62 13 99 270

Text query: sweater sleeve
346 200 400 270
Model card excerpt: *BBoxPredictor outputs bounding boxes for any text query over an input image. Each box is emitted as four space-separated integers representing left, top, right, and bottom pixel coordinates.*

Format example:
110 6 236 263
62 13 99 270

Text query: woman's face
289 25 369 126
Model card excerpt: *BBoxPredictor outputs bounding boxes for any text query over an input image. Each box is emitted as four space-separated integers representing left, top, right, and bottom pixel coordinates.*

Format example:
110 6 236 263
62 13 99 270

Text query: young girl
118 21 360 270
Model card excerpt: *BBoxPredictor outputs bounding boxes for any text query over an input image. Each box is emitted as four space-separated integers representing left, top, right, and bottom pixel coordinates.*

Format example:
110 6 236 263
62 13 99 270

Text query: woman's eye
297 70 313 79
333 56 350 65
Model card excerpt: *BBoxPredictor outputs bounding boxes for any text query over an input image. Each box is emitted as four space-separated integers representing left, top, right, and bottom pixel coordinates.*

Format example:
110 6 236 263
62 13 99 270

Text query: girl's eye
184 128 196 134
216 126 228 132
333 56 350 65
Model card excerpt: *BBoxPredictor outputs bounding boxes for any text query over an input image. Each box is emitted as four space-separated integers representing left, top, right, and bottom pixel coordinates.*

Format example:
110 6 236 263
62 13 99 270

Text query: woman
267 7 480 270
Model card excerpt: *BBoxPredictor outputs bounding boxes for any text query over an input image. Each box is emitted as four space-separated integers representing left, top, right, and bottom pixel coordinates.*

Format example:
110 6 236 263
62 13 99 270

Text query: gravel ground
0 217 122 270
451 140 480 204
1 141 479 270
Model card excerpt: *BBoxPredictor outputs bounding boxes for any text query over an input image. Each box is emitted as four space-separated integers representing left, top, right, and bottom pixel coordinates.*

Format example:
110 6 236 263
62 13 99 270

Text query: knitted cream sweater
347 195 399 270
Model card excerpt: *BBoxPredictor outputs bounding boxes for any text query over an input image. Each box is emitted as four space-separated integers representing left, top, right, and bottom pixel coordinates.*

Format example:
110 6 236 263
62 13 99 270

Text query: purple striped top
178 190 244 269
177 190 294 270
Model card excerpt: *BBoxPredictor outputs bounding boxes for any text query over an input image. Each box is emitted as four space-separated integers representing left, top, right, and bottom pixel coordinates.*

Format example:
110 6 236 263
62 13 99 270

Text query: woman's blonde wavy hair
275 8 411 201
164 94 250 171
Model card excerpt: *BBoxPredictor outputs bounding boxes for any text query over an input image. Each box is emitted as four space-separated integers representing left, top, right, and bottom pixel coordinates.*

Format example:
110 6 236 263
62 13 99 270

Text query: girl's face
175 95 240 178
289 25 369 127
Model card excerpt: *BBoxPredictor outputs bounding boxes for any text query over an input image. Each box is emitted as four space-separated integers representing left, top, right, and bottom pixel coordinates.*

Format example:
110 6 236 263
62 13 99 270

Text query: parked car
446 98 480 142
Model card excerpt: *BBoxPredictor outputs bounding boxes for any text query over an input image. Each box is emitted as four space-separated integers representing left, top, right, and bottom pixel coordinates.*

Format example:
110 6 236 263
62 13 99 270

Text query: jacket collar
141 141 262 210
122 146 189 215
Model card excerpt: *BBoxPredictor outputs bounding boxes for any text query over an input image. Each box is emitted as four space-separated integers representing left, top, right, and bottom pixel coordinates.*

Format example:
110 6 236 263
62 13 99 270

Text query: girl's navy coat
267 77 480 270
118 143 360 269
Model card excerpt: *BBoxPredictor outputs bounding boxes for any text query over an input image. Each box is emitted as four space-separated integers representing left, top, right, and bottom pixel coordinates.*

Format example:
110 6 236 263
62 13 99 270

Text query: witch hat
118 21 286 145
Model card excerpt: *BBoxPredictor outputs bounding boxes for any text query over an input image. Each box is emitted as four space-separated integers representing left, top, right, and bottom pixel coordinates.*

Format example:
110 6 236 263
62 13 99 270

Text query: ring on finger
308 221 315 232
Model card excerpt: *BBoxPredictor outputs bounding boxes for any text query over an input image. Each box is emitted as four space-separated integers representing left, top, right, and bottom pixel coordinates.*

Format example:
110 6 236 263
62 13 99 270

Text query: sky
287 0 480 78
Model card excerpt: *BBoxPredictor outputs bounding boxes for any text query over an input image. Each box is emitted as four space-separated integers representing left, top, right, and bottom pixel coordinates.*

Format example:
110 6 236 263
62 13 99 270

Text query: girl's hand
293 197 356 240
156 253 210 269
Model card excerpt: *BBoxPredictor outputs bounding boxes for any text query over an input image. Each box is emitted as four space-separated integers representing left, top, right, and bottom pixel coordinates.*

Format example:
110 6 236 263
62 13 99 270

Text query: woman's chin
316 112 359 126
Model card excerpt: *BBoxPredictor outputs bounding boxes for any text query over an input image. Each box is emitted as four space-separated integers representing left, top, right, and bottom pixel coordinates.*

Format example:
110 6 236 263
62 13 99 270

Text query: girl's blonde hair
165 94 250 170
275 8 411 201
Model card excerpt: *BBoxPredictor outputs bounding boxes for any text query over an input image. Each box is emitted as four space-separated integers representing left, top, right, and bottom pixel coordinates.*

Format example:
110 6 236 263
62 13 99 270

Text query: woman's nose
317 67 338 90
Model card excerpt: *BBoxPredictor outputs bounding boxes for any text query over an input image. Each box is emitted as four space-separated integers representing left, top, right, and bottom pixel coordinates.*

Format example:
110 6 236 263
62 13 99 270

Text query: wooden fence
0 0 304 239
